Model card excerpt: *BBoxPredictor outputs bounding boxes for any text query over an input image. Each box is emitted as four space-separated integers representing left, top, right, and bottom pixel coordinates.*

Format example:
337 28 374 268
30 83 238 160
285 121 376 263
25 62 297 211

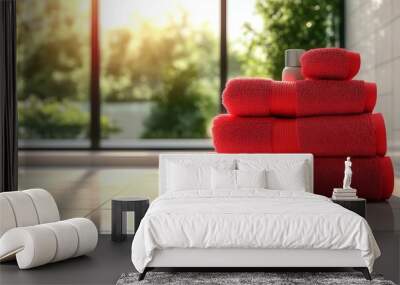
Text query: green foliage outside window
141 65 216 139
102 15 219 139
240 0 340 80
18 98 87 139
18 98 118 139
16 0 118 140
102 18 219 103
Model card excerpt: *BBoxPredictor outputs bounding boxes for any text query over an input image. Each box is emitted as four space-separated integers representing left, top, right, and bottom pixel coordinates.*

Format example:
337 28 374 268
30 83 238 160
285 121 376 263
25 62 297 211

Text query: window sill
18 149 213 167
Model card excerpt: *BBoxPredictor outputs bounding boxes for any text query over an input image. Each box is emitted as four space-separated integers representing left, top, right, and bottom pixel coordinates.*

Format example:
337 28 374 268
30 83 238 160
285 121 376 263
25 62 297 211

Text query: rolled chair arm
0 226 57 268
0 218 98 269
0 188 60 237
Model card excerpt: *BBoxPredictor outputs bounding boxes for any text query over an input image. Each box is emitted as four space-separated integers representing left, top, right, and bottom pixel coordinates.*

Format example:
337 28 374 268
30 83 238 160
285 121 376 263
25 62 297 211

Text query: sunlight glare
100 0 261 40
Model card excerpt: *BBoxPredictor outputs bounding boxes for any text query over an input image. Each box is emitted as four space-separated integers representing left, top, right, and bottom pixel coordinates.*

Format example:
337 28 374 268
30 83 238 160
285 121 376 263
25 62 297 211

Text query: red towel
314 156 394 201
212 113 386 157
300 48 361 80
223 78 376 117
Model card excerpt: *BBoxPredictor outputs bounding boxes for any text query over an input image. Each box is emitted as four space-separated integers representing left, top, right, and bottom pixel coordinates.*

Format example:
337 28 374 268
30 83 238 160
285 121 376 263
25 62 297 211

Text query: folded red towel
212 113 386 157
300 48 361 80
314 156 394 201
223 78 376 117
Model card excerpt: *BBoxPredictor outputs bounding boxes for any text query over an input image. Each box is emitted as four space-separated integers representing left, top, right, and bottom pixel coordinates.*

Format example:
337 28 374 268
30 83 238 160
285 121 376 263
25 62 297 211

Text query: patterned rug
116 271 396 285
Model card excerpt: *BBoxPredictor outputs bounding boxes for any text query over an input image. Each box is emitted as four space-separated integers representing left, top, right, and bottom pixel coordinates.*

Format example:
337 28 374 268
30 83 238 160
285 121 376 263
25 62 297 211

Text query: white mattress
131 190 380 273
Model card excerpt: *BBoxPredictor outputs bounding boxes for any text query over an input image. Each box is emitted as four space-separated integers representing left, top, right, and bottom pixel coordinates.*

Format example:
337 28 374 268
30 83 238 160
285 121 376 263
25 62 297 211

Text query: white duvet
131 190 380 273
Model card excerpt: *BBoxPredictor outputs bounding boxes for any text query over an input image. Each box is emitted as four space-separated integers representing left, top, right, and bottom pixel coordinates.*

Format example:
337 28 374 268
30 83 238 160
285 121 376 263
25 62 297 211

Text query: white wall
345 0 400 150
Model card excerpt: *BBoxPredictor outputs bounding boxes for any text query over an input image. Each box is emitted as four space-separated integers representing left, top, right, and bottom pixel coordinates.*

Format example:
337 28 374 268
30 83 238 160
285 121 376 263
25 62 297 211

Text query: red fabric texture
211 48 394 200
223 78 376 117
314 157 394 201
212 114 386 157
300 48 361 80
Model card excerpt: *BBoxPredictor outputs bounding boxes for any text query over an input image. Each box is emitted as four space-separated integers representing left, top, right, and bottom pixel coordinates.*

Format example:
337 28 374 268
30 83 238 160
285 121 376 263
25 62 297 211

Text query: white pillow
237 159 308 191
236 169 267 189
166 159 235 192
211 168 236 190
211 169 267 190
167 163 209 191
267 164 307 191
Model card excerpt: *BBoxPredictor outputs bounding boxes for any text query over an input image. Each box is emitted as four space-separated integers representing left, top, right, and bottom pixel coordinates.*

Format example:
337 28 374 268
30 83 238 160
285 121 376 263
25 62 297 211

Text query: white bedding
131 190 380 273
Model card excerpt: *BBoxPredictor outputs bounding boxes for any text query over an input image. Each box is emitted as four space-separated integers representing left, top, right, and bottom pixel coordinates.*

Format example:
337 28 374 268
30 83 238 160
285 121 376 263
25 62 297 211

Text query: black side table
112 197 149 242
332 198 366 218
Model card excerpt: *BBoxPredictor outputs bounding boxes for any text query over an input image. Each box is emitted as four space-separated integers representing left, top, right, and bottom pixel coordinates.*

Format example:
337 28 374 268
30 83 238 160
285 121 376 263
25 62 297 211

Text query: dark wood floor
0 235 134 285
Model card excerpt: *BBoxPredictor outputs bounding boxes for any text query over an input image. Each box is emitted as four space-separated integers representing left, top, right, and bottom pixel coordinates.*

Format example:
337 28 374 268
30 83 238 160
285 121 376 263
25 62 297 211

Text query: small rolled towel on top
314 156 394 201
223 78 376 117
212 113 386 157
301 48 361 80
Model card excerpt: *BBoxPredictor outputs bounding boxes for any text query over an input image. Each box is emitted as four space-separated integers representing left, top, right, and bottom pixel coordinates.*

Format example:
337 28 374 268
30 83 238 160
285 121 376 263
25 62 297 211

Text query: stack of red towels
212 48 394 201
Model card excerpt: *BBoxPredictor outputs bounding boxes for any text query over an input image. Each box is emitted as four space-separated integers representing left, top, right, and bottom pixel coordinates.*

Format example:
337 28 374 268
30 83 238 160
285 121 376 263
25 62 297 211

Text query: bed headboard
159 153 313 195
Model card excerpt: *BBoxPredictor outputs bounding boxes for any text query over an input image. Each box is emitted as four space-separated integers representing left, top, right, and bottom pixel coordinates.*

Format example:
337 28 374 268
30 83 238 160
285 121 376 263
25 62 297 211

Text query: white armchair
0 189 98 269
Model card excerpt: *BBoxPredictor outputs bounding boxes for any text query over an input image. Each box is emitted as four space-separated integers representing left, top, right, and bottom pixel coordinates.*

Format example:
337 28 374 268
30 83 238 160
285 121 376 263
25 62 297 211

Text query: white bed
131 153 380 280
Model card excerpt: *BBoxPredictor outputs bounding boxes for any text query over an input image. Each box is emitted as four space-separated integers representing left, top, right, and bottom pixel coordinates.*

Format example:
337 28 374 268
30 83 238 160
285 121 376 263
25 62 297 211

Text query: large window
100 0 219 148
17 0 342 149
17 0 91 148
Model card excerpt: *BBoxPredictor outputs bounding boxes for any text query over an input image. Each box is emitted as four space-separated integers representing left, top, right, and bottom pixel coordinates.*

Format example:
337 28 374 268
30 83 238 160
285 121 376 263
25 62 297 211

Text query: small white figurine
343 157 353 190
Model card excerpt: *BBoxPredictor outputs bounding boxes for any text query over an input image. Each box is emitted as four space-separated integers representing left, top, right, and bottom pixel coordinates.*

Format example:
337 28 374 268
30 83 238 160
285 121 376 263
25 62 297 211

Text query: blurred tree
17 0 86 102
18 98 88 139
241 0 340 80
102 14 218 103
17 0 118 140
102 14 218 138
18 98 118 139
141 64 215 139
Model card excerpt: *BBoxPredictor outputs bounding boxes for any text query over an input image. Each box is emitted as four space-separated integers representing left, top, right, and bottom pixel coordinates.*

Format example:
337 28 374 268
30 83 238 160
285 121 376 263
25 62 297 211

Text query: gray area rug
116 272 396 285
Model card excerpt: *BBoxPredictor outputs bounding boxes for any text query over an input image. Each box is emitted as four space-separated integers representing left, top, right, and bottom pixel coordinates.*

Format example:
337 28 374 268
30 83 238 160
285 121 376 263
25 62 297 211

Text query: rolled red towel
314 156 394 201
212 113 386 157
300 48 361 80
223 78 376 117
